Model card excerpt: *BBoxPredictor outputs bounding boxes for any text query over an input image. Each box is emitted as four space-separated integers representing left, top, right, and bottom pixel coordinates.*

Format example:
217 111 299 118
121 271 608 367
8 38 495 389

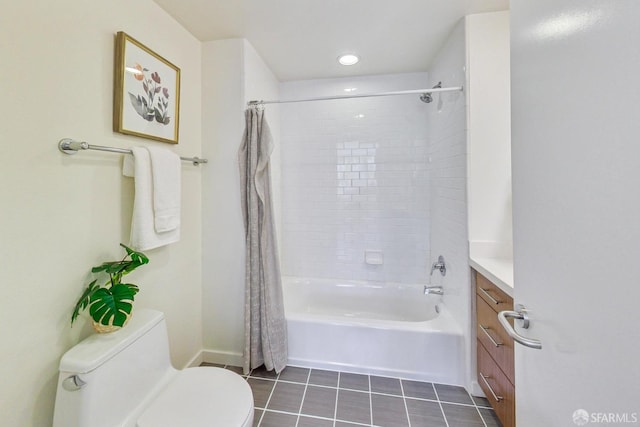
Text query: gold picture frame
113 32 180 144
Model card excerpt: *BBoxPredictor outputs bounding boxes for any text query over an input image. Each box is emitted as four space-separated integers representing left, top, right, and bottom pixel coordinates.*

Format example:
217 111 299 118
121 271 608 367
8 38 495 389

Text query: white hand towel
123 147 180 251
146 146 181 232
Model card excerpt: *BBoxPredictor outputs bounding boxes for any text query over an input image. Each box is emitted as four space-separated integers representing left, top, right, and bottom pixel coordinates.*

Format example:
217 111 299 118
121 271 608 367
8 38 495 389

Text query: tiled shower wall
426 20 471 390
279 73 431 283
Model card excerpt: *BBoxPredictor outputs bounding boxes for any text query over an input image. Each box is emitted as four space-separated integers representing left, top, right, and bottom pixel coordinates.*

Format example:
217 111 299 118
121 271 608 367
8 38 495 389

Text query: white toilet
52 309 254 427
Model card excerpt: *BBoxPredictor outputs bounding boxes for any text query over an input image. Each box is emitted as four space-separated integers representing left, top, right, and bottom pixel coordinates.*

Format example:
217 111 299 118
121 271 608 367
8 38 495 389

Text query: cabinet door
476 296 514 383
477 343 515 427
476 272 513 313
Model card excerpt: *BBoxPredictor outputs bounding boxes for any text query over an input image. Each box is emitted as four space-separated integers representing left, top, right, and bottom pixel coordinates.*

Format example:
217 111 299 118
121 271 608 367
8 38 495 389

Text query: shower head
420 93 433 103
420 81 442 104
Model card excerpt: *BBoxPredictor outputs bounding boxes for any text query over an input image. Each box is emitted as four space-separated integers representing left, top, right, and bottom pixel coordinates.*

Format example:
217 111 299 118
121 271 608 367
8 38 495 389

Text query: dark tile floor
201 363 502 427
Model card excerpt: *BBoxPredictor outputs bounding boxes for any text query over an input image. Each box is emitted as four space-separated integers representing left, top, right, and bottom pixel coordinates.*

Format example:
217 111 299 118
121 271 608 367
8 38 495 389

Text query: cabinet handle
479 288 502 305
479 373 504 402
479 325 503 347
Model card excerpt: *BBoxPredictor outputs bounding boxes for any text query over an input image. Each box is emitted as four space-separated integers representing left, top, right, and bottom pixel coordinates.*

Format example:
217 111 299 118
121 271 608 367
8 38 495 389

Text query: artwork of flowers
128 65 172 125
114 32 181 144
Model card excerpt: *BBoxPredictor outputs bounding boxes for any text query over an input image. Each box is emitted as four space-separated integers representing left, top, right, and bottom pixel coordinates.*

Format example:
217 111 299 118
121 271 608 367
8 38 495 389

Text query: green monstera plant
71 244 149 331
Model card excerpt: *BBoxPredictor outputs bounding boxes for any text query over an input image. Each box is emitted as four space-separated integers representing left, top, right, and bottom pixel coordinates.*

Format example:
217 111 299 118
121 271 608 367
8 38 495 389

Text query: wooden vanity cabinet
474 270 515 427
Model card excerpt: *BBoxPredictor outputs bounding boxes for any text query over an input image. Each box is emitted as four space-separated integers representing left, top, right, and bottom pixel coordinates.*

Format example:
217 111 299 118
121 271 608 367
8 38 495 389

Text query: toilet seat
137 367 254 427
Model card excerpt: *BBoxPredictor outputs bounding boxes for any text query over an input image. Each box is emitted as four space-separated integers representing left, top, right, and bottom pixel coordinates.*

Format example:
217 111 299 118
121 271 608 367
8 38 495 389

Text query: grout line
425 399 478 408
373 392 429 402
471 396 494 409
256 368 280 427
300 366 462 385
294 369 312 427
248 375 462 404
368 375 373 426
432 383 451 427
243 365 480 427
475 405 489 427
289 413 336 422
333 372 340 427
400 393 478 408
253 377 314 385
261 408 302 416
400 380 412 427
258 409 371 427
469 392 489 427
332 420 371 427
472 400 490 427
248 376 279 383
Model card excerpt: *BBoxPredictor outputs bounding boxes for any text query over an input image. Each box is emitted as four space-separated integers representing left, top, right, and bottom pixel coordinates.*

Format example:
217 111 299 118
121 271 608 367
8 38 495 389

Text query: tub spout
424 285 444 296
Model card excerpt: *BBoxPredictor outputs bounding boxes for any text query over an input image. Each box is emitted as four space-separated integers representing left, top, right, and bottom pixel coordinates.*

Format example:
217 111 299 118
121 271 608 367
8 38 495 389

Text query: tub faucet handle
430 255 446 276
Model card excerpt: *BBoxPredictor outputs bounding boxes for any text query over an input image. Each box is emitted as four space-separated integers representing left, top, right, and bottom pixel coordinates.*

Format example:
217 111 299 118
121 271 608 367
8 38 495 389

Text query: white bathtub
283 276 464 385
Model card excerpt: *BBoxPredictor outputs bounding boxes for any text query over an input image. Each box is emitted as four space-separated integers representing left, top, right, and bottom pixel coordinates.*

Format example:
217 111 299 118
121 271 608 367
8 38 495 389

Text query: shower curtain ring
248 100 265 111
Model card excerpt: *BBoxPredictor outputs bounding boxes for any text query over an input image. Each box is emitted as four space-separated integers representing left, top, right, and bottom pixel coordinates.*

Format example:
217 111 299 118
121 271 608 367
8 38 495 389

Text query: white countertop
469 256 514 297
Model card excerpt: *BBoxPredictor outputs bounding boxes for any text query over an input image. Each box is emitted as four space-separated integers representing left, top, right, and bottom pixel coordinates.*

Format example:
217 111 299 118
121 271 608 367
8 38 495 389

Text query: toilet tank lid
59 309 165 374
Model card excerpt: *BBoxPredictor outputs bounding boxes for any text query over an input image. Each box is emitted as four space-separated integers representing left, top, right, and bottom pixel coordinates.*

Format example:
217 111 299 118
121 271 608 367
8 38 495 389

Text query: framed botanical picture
113 31 180 144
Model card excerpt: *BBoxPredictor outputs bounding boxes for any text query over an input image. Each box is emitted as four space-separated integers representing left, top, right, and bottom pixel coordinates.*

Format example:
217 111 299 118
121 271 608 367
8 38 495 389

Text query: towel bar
58 139 208 166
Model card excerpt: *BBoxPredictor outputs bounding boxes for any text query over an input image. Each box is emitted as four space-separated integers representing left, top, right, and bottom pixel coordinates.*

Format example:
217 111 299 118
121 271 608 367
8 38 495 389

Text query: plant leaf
72 245 148 328
92 260 120 273
71 279 99 325
120 243 149 273
128 92 146 118
88 283 139 327
154 108 164 124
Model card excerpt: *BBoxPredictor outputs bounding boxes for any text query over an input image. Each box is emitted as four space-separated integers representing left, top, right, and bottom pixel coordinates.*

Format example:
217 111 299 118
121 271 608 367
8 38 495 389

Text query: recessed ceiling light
338 54 359 66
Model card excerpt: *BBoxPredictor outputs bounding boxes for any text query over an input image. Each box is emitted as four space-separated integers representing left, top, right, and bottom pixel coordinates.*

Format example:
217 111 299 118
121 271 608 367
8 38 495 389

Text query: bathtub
283 276 464 385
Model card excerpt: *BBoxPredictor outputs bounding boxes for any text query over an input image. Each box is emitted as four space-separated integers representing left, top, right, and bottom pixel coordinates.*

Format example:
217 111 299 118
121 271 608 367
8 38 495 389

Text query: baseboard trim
469 380 485 397
182 350 204 369
201 349 244 367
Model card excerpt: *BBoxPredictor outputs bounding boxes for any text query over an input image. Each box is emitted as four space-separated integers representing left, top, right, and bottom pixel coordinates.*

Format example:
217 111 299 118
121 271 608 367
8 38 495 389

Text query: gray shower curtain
239 107 288 374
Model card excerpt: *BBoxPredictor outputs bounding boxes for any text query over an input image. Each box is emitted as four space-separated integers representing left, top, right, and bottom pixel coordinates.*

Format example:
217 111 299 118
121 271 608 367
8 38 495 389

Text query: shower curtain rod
247 86 463 106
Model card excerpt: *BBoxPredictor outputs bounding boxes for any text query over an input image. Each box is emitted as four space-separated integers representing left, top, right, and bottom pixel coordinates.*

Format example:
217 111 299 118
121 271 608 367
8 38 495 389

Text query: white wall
0 1 203 425
201 39 280 364
466 11 512 258
426 20 471 389
201 39 245 364
426 12 511 394
243 41 283 244
279 73 431 283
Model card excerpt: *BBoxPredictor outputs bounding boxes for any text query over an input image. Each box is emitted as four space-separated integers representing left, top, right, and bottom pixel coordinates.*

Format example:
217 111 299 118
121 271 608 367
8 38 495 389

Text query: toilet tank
53 309 176 427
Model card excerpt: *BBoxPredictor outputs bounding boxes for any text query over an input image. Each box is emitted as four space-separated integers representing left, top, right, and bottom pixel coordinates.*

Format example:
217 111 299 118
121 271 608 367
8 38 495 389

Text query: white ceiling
153 0 509 81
